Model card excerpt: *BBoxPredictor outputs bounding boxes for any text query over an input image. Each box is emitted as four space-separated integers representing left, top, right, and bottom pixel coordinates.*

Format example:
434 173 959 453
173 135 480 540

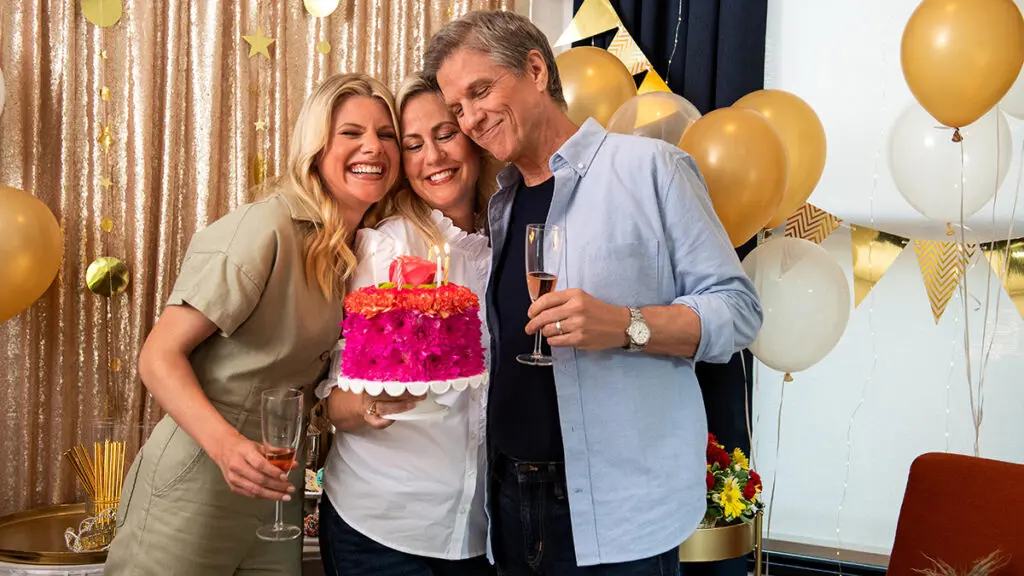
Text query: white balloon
889 102 1012 223
741 237 850 375
304 0 340 17
606 92 701 147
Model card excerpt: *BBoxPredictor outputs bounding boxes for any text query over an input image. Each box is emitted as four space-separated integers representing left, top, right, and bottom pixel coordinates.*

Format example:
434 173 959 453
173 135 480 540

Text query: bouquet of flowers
703 434 763 528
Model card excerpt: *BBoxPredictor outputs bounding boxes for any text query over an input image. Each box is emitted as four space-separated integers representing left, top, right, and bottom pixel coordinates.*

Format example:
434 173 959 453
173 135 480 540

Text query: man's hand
525 289 630 351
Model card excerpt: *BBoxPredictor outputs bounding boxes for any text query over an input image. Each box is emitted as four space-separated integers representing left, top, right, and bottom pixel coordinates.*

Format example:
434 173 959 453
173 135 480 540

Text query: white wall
759 0 1024 557
515 0 575 54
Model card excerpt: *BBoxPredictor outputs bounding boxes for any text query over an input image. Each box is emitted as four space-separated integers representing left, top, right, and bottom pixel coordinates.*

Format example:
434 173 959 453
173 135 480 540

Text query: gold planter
678 511 763 574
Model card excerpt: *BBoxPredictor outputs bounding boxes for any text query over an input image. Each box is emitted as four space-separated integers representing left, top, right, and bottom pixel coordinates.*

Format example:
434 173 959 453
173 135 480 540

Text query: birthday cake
338 255 487 396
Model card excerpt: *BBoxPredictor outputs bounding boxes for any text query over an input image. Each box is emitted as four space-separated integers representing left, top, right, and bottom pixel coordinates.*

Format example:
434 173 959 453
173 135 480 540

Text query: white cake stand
335 373 488 421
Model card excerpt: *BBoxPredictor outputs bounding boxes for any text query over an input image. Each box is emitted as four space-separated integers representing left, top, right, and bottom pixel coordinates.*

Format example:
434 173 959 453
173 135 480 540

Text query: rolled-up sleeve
659 153 763 364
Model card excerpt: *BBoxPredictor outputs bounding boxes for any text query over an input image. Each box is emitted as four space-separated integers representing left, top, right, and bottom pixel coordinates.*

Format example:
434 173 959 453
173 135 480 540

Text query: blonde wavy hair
274 73 400 300
370 72 502 252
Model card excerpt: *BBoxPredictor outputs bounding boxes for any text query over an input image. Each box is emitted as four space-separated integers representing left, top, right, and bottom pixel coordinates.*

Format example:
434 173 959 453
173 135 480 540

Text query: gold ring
555 320 563 335
366 401 377 416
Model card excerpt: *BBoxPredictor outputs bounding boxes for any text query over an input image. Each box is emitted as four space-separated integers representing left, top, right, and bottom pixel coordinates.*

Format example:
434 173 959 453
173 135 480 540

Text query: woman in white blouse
316 73 499 576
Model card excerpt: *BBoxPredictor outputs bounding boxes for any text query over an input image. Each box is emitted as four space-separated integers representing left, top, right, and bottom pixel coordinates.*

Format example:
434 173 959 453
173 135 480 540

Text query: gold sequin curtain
0 0 511 516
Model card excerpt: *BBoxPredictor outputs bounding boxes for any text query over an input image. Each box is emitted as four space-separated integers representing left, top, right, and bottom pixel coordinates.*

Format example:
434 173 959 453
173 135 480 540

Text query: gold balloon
86 257 130 297
901 0 1024 129
0 187 63 322
81 0 122 28
679 108 788 247
555 47 637 127
734 89 827 228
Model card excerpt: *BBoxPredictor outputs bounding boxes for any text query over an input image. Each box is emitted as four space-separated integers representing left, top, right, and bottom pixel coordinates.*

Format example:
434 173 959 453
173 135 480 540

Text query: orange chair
888 452 1023 576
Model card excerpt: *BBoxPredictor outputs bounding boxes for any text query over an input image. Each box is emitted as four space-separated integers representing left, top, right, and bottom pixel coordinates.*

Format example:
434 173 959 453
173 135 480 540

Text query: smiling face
400 92 480 216
435 48 550 164
318 95 401 212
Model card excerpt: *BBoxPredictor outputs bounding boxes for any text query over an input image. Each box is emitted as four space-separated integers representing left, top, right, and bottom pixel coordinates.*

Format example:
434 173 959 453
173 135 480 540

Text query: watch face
629 322 651 345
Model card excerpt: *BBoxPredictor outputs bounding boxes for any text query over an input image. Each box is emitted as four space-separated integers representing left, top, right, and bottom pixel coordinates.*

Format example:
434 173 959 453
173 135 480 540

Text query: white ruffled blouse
316 210 492 560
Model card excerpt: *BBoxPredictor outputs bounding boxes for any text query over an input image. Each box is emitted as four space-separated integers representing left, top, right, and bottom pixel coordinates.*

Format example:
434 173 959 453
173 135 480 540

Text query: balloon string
957 139 980 457
764 375 786 576
741 351 753 469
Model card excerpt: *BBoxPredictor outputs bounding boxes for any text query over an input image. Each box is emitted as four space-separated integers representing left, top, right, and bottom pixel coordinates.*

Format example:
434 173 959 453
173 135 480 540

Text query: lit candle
394 240 405 288
443 242 451 285
432 245 442 286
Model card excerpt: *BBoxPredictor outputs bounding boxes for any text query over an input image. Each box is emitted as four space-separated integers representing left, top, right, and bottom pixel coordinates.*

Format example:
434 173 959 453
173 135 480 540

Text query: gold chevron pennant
981 238 1024 322
606 26 651 74
554 0 621 46
785 204 842 244
915 240 975 324
637 68 672 94
850 225 909 307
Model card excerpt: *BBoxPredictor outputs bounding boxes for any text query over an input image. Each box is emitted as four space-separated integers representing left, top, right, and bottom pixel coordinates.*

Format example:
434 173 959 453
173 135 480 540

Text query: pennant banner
637 69 672 94
554 0 621 46
785 204 842 244
606 26 651 74
914 240 976 324
981 238 1024 323
850 225 910 307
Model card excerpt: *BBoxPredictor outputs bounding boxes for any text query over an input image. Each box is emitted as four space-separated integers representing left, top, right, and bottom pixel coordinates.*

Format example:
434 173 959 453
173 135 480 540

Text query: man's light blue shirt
485 119 763 566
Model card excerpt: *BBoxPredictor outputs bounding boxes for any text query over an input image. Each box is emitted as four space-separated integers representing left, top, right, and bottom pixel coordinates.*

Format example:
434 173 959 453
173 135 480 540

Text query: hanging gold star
97 123 113 152
254 119 267 132
242 29 275 59
100 49 108 60
100 86 110 101
100 218 114 233
100 176 113 188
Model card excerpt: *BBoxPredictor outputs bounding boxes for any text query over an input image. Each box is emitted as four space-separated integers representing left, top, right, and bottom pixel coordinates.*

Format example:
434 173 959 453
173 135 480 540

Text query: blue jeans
319 492 496 576
490 453 681 576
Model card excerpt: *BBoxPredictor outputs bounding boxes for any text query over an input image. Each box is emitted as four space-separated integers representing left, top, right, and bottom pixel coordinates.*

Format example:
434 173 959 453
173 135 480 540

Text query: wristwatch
624 306 650 352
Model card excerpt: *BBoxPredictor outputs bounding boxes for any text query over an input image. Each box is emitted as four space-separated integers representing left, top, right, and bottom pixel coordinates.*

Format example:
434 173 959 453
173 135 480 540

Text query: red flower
706 471 715 490
749 470 762 491
389 255 437 286
742 480 758 500
713 449 730 470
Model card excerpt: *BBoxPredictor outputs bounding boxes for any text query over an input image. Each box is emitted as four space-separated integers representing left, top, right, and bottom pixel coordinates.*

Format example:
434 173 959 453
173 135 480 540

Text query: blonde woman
105 73 402 576
316 73 499 576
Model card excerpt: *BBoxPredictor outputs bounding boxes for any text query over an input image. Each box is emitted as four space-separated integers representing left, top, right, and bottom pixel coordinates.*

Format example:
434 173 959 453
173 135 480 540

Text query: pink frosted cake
340 278 485 388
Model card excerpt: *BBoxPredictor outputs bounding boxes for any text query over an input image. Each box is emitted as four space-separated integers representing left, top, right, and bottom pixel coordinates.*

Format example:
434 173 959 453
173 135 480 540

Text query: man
423 11 762 575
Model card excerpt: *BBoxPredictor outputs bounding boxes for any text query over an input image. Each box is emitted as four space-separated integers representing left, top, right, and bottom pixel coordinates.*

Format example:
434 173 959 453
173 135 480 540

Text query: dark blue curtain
572 1 766 574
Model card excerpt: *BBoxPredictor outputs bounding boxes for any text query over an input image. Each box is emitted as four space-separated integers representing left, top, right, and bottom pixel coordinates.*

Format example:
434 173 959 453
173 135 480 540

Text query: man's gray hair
422 10 565 107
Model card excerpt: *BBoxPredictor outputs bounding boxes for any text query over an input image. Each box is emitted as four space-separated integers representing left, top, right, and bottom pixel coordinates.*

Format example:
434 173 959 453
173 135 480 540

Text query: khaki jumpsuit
105 194 344 575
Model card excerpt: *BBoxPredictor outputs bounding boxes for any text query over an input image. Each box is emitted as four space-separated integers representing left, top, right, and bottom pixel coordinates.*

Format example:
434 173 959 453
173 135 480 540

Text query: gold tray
678 521 755 562
0 503 106 565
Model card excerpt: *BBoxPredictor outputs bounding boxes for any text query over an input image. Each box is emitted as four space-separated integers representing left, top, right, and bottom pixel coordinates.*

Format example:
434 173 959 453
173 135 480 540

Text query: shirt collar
551 118 607 177
495 118 609 190
278 191 321 223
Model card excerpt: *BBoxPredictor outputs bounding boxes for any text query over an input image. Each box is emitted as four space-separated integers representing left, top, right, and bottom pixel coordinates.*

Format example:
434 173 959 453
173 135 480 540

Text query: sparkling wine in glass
517 223 563 366
256 388 303 542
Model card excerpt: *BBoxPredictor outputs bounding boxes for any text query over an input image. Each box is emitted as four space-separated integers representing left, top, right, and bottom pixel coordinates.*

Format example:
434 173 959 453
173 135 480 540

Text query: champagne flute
517 223 563 366
256 388 303 541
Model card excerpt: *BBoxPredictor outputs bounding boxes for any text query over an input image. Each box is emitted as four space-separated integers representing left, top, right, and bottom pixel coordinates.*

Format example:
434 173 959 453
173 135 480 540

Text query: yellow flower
732 448 749 470
720 477 746 519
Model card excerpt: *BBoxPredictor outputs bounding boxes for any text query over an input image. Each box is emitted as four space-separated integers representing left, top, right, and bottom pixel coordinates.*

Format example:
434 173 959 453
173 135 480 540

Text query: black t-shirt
487 176 564 462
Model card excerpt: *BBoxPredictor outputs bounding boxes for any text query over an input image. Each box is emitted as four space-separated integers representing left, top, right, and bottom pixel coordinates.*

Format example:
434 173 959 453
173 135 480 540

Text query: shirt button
576 162 584 170
459 505 470 514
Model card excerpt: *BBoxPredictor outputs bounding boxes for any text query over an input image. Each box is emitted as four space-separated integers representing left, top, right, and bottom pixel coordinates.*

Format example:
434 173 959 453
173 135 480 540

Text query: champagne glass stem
533 331 543 358
274 501 283 529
